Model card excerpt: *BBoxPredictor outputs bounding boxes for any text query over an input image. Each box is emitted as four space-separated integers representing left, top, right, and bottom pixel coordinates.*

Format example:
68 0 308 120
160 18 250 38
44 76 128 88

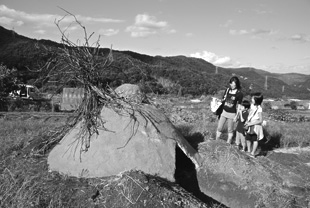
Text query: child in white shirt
244 92 264 158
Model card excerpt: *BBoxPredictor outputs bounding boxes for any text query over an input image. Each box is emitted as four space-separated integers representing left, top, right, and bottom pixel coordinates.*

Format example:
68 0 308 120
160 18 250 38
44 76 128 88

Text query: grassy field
1 103 310 207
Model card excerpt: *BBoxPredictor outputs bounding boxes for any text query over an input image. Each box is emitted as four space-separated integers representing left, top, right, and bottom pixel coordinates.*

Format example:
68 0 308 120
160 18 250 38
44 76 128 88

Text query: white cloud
126 25 157 38
0 16 23 26
0 4 124 29
290 34 310 43
261 64 310 75
167 29 176 34
190 51 310 74
79 16 123 24
126 13 174 38
302 56 310 60
0 16 13 25
229 29 249 35
135 14 167 28
34 29 46 35
98 28 119 36
0 5 59 27
229 28 276 36
185 33 194 37
220 19 233 28
190 51 241 68
254 9 272 15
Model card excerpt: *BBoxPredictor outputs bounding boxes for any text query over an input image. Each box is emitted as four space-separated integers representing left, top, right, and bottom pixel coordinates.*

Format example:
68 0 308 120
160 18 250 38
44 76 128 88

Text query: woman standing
215 76 243 144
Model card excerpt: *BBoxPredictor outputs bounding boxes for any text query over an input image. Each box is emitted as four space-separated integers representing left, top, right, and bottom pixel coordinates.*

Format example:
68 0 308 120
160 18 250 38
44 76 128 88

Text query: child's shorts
245 133 258 142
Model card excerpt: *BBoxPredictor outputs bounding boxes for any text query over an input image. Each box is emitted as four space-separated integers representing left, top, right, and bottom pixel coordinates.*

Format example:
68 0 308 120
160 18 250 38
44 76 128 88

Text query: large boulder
114 83 147 103
197 140 310 208
48 85 199 181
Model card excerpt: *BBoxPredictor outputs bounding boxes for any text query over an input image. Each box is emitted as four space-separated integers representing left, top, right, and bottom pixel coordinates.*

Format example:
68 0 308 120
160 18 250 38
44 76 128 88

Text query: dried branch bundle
33 9 158 155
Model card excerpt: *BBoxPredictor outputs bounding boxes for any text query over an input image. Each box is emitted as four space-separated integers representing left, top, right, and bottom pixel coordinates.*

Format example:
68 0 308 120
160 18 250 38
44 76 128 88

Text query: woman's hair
229 76 241 90
251 92 264 105
241 100 251 109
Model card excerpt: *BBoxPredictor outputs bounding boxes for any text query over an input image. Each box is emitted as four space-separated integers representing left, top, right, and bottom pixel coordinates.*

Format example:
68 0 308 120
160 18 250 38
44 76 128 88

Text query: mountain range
0 25 310 99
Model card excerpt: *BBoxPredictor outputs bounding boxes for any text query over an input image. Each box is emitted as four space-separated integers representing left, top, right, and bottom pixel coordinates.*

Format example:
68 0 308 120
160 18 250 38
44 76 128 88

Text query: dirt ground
1 151 221 208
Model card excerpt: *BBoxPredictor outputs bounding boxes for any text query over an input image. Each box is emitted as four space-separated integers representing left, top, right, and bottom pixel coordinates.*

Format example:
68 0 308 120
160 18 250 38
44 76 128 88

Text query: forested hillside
1 25 310 99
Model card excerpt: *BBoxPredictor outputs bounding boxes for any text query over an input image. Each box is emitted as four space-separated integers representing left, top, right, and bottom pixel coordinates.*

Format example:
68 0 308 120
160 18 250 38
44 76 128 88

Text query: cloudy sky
1 0 310 74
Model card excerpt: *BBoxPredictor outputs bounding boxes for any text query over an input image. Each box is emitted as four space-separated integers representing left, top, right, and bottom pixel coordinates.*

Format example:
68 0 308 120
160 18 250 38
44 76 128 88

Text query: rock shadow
182 132 205 150
258 129 282 156
174 146 226 207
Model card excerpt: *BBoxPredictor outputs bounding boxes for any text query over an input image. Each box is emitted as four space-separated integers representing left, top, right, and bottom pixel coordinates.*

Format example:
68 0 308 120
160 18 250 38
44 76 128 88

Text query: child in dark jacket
235 100 250 151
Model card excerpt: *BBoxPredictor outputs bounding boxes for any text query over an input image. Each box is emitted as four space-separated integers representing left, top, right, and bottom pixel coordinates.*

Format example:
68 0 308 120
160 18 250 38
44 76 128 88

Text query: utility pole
215 66 218 74
264 76 268 90
282 85 285 93
12 27 15 39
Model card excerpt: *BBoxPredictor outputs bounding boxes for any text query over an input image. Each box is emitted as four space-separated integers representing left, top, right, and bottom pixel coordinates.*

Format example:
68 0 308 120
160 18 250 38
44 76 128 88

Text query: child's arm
240 111 245 122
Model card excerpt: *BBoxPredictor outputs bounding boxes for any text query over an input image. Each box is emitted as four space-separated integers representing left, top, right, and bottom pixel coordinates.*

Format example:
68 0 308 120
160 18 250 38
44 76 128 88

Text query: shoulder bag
211 88 229 117
244 108 258 134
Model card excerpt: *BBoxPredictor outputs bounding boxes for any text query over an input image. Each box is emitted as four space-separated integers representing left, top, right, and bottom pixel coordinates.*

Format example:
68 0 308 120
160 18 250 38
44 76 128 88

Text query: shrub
290 101 298 110
263 102 272 110
0 64 18 96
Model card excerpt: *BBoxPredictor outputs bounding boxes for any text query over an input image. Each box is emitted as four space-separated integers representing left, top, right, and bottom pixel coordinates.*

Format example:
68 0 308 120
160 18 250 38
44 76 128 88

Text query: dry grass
264 120 310 149
0 115 216 208
0 118 64 155
0 117 95 208
1 95 309 208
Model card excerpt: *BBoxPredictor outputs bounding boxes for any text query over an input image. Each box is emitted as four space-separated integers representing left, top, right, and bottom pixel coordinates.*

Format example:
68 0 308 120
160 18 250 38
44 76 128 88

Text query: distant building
60 88 84 111
9 84 40 99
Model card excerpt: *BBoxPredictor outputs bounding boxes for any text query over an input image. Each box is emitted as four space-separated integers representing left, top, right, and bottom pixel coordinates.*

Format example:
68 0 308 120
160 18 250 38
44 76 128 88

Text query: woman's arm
234 104 242 122
235 108 241 120
221 88 228 101
234 92 243 121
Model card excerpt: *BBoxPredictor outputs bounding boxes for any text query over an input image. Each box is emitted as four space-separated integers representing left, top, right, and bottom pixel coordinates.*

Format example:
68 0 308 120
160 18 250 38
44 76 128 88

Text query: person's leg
226 118 234 144
240 134 246 151
216 116 226 140
251 140 259 156
235 132 241 146
246 141 251 153
245 134 251 153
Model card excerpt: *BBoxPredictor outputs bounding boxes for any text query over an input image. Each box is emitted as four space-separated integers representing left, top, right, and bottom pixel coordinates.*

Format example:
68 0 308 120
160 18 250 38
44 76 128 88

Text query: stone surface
48 104 199 181
197 140 310 208
114 84 146 103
